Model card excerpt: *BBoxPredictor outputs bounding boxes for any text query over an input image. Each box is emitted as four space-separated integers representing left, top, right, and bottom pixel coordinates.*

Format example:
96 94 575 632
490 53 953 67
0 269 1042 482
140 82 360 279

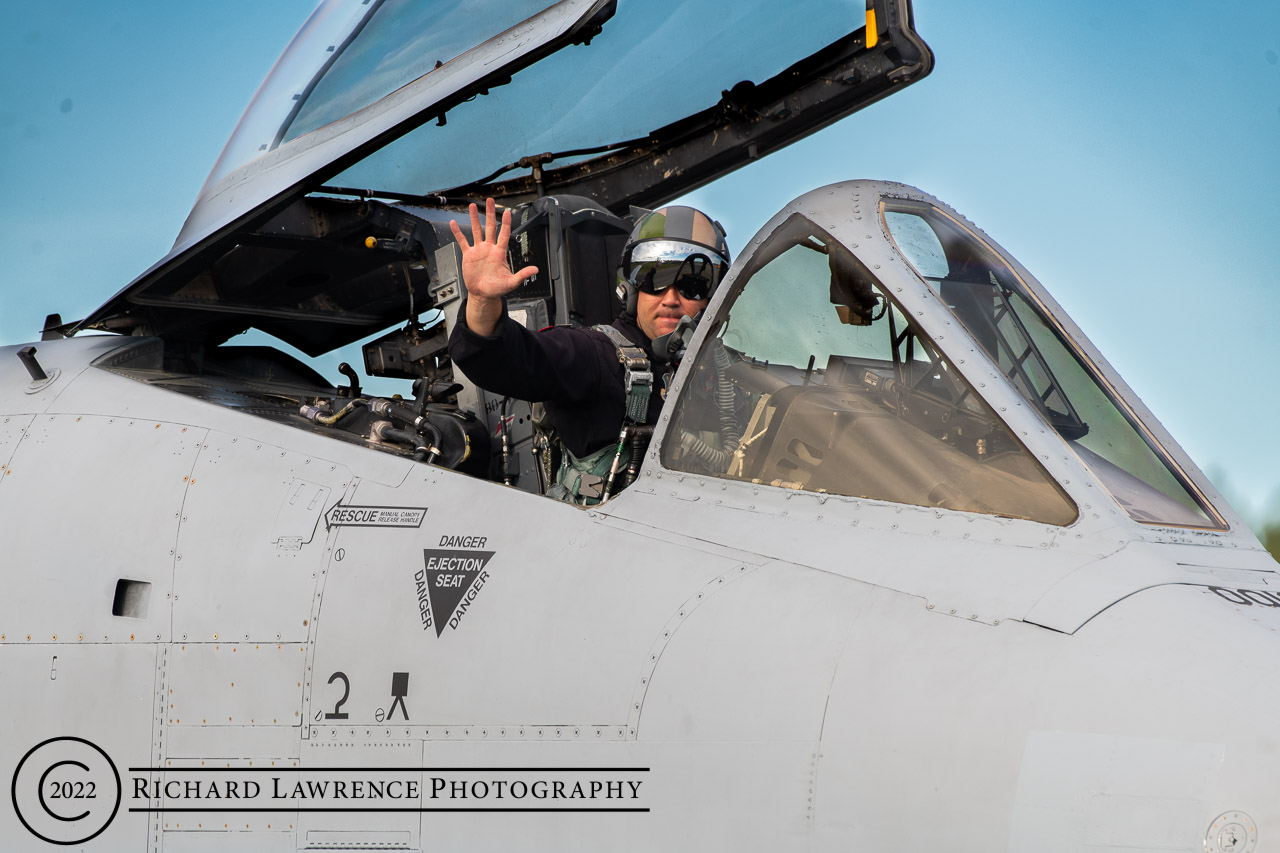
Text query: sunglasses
625 241 728 302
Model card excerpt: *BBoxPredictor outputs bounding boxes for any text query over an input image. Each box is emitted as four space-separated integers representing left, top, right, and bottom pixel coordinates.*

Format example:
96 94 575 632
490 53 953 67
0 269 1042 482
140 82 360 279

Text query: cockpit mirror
829 250 883 327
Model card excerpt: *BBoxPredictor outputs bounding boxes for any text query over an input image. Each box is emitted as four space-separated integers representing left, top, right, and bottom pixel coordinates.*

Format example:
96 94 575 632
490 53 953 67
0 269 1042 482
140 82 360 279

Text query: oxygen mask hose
711 340 742 452
677 431 730 473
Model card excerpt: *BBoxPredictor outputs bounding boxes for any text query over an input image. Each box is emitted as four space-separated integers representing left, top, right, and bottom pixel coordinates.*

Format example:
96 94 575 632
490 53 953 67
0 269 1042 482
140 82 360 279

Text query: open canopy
77 0 932 353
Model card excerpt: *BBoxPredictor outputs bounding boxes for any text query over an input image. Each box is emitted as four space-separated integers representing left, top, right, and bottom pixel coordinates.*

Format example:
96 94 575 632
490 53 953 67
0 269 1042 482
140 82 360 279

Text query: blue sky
3 1 1278 522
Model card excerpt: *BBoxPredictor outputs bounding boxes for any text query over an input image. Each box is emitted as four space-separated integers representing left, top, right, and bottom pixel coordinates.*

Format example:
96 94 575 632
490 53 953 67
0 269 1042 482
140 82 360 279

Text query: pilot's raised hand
450 197 539 337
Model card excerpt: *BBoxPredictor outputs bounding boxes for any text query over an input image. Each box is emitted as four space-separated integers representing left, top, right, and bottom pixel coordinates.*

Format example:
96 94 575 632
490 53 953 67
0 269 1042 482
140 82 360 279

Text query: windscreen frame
659 211 1080 526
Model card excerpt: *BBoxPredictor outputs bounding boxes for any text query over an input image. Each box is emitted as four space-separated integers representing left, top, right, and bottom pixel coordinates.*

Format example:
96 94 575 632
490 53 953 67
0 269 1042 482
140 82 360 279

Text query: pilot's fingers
468 202 482 245
495 208 513 254
484 197 498 244
448 217 470 249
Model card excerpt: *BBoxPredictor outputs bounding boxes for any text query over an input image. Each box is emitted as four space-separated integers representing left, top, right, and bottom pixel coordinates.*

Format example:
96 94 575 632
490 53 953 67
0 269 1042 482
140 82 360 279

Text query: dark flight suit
447 300 669 461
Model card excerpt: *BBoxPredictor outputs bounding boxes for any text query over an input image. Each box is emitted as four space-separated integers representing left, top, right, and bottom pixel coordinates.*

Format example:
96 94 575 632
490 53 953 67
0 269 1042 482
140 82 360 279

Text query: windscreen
881 201 1225 529
662 215 1079 526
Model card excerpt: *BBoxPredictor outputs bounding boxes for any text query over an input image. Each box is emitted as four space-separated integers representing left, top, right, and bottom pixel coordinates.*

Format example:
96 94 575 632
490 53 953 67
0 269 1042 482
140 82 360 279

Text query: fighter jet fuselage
2 2 1276 851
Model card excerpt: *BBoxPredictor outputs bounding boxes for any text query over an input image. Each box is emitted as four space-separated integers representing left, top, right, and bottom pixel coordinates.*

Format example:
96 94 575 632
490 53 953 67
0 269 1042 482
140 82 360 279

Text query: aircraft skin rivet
949 609 956 615
926 604 934 610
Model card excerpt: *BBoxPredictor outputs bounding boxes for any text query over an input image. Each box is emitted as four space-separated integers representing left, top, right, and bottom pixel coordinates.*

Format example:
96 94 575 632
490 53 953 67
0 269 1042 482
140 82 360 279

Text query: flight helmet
616 206 730 315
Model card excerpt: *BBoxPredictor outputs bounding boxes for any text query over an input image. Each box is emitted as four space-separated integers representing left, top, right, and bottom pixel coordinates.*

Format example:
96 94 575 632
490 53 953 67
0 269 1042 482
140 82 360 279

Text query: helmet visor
626 240 729 302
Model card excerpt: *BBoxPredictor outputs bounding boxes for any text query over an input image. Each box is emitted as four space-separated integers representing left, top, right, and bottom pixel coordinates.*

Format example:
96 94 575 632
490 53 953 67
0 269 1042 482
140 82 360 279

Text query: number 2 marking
325 671 350 720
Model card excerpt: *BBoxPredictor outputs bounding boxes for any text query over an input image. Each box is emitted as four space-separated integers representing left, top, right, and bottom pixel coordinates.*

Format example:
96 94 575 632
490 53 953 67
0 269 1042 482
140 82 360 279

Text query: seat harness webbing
546 324 654 505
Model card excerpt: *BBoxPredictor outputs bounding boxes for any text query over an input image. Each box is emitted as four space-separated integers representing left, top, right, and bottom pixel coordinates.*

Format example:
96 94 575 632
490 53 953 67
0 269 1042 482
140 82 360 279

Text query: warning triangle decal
422 549 495 637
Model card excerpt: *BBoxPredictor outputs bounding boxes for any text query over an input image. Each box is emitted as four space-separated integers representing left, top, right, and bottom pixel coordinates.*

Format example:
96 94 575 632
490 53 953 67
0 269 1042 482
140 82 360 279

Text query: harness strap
594 324 652 424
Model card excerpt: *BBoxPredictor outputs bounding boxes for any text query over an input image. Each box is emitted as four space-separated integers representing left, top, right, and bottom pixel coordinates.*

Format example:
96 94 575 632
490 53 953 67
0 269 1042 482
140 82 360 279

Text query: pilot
447 197 731 504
